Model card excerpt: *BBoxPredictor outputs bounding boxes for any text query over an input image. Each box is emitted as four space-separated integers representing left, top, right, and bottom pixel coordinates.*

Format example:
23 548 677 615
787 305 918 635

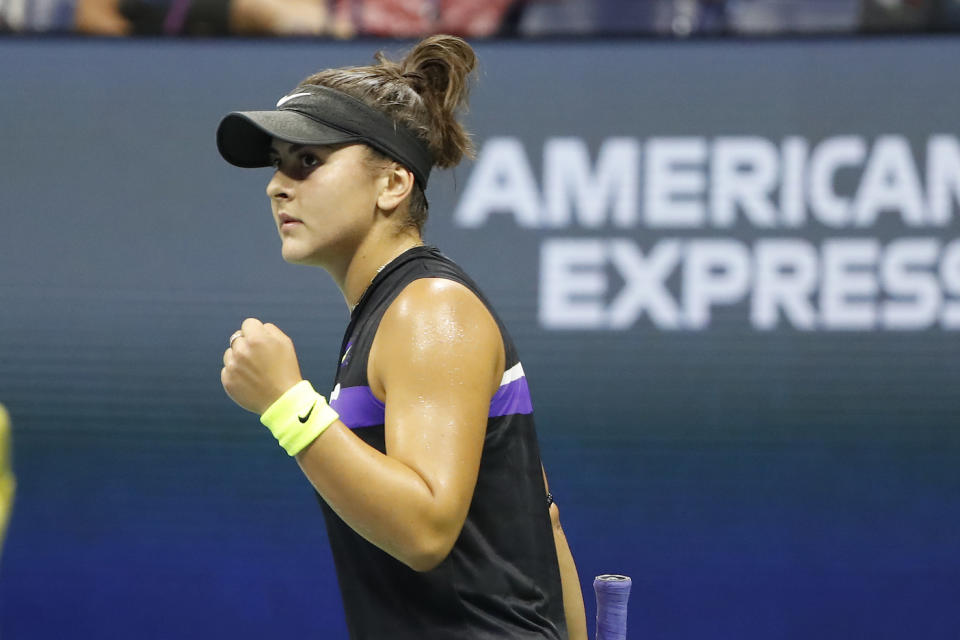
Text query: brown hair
301 35 477 232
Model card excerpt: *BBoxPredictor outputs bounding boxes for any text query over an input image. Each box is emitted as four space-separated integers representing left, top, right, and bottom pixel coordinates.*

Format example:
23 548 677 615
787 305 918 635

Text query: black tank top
321 246 567 640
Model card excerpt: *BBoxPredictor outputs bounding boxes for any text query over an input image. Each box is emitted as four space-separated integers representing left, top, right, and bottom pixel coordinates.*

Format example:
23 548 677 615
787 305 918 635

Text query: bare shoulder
384 277 493 327
369 278 505 398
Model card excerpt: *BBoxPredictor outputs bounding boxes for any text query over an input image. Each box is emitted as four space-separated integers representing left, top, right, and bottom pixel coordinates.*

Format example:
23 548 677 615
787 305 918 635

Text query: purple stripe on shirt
330 385 385 429
331 375 533 429
489 376 533 417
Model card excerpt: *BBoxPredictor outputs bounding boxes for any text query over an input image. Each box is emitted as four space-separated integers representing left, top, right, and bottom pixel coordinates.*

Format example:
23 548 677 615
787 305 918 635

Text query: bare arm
278 279 501 570
544 468 588 640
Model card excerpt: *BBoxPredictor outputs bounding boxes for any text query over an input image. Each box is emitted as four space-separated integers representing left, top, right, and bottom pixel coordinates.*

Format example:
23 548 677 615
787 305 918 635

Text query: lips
278 213 302 229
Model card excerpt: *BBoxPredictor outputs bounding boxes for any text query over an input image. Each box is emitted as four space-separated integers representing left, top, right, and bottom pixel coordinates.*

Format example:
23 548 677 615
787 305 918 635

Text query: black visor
216 84 433 188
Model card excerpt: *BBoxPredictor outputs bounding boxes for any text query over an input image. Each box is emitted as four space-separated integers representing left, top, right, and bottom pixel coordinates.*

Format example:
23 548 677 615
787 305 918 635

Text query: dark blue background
1 36 958 639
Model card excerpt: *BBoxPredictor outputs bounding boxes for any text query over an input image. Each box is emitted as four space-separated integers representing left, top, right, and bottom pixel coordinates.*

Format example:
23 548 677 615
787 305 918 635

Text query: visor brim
216 110 360 168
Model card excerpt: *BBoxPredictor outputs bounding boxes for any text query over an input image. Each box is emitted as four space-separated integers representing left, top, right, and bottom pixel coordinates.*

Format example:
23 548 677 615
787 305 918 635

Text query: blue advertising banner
1 36 958 639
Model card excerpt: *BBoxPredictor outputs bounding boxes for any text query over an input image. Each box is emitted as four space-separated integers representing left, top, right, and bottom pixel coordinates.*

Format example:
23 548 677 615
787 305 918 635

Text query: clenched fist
222 318 304 414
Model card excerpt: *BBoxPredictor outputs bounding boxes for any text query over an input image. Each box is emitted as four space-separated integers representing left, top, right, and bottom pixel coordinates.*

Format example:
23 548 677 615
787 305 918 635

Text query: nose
266 170 293 201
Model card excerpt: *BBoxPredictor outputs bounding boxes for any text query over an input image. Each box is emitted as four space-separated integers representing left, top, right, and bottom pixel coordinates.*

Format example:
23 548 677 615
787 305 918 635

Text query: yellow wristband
260 380 339 456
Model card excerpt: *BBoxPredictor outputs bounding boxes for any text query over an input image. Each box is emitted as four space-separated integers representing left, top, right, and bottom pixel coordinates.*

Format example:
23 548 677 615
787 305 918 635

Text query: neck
339 232 423 311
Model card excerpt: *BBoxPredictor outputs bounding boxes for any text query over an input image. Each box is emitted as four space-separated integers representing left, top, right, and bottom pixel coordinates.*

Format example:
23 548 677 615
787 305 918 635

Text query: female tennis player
217 35 586 640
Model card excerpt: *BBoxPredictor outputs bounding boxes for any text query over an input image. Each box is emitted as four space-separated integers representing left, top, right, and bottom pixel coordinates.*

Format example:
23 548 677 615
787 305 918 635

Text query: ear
376 163 416 213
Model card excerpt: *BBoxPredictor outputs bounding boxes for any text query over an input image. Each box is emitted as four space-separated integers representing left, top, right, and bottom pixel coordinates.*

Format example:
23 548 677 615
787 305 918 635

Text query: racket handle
594 574 631 640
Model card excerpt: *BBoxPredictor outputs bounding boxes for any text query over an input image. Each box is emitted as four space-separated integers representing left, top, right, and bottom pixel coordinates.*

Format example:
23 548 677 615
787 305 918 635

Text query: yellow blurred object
0 403 14 552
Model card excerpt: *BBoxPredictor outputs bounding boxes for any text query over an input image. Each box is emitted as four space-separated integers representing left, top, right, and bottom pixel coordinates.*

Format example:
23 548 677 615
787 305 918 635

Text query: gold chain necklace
349 260 391 313
349 243 424 312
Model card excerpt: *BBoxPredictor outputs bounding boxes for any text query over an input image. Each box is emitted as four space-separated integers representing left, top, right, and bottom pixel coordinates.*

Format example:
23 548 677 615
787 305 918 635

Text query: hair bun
398 35 477 168
401 36 476 112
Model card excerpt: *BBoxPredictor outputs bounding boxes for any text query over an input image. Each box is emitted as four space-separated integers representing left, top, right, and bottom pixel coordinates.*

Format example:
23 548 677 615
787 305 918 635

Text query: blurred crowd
2 0 959 37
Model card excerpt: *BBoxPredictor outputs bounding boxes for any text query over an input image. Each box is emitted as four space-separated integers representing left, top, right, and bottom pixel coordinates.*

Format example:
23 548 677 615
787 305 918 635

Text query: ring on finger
229 330 243 348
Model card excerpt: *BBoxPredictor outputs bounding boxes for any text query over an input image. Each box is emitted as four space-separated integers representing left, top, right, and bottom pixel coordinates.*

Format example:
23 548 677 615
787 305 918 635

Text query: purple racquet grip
594 574 631 640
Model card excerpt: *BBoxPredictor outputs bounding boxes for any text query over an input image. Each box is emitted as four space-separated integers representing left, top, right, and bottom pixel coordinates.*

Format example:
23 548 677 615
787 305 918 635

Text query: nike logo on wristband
298 400 318 423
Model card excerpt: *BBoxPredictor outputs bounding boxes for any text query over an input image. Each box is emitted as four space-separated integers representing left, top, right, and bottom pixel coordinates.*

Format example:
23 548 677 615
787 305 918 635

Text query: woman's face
266 140 385 268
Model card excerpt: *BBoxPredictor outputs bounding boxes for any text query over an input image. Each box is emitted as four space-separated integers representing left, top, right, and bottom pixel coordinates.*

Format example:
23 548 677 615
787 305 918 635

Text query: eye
300 153 320 168
268 155 280 169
